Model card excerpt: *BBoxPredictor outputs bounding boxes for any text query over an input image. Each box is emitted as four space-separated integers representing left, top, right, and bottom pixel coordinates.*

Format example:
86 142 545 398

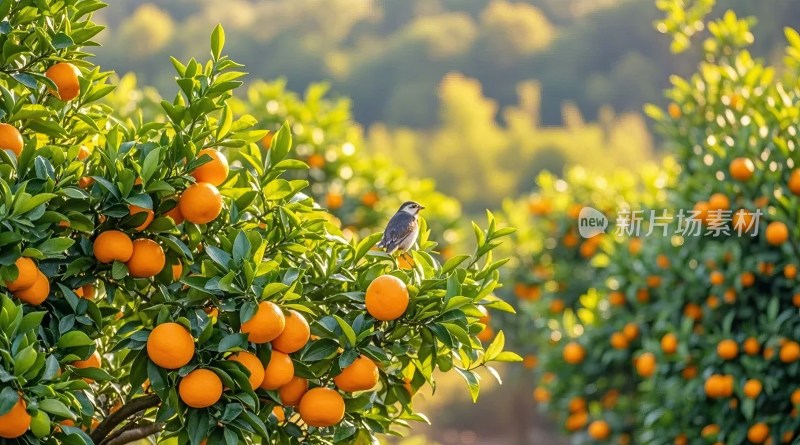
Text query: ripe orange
75 283 96 300
0 123 24 157
741 272 755 287
744 337 760 355
710 271 724 286
549 299 565 313
361 191 379 207
785 264 797 279
334 356 379 392
279 376 308 406
646 275 662 288
164 204 184 224
628 238 643 255
791 389 800 405
706 294 720 309
668 102 681 119
743 379 762 399
656 254 670 269
129 205 154 232
705 374 734 398
608 291 625 306
723 288 737 304
681 365 697 379
0 396 31 439
326 192 343 210
477 326 495 343
93 230 134 263
147 322 195 369
563 342 585 365
76 145 90 161
683 303 703 321
13 270 50 305
179 369 223 408
694 201 709 222
191 149 229 186
73 350 101 369
766 221 789 246
523 355 538 369
307 154 325 169
5 257 38 291
708 193 729 211
533 387 550 402
272 406 286 423
747 423 770 444
568 396 586 413
588 420 611 440
565 411 588 431
179 182 223 225
610 332 629 349
636 352 656 377
45 62 81 101
126 239 165 278
365 275 409 321
228 352 265 390
260 351 294 390
271 310 310 353
241 301 285 343
674 433 688 445
298 388 345 428
783 431 795 444
622 323 639 341
789 170 800 195
780 341 800 363
661 333 678 354
636 288 650 303
170 261 183 281
79 176 94 189
563 232 579 248
260 132 273 150
729 157 755 181
717 339 738 360
701 424 720 437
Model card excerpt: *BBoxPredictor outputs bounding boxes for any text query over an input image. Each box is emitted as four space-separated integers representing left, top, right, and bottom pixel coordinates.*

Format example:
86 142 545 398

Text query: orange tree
517 1 800 444
0 2 519 444
497 164 673 439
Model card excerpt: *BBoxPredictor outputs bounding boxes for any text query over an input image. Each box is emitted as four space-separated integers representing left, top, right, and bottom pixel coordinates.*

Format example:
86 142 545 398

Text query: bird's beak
419 205 426 210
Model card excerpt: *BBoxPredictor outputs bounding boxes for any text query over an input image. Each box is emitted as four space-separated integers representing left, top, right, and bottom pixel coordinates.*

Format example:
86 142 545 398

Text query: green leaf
333 315 357 346
455 367 481 402
57 331 94 348
0 387 18 415
211 24 225 60
38 399 75 419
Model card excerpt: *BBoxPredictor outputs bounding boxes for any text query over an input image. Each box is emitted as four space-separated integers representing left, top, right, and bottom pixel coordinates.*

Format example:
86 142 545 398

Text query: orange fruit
228 352 265 391
622 323 639 341
272 406 285 423
661 333 678 354
79 176 94 189
723 288 737 304
164 204 184 224
710 271 724 286
147 322 195 369
179 182 223 224
610 332 629 349
45 62 81 101
588 420 611 440
646 275 662 288
522 355 538 369
260 132 273 150
0 123 24 157
77 145 90 161
608 291 626 306
5 257 38 291
191 149 229 186
717 339 738 360
628 238 643 255
682 365 697 380
563 232 579 248
528 197 551 215
785 264 797 279
549 299 565 313
75 284 96 300
361 191 379 207
93 230 134 263
795 293 800 307
766 221 789 246
533 387 550 402
743 379 762 399
674 433 688 445
326 192 343 210
278 376 308 406
73 350 101 369
708 193 730 211
568 397 586 413
701 424 720 437
683 303 703 321
179 369 223 408
241 301 285 343
656 254 670 269
782 431 795 443
334 356 379 392
733 209 755 232
748 423 770 444
260 351 294 390
477 326 495 343
0 396 31 439
271 310 310 354
636 352 656 377
365 275 409 321
563 342 585 365
126 239 165 278
668 102 681 119
298 388 345 428
307 154 325 169
13 270 50 305
170 261 183 281
741 271 755 287
565 411 588 431
780 341 800 363
789 170 800 195
744 337 760 355
636 288 650 303
730 157 755 181
128 205 154 232
706 295 720 309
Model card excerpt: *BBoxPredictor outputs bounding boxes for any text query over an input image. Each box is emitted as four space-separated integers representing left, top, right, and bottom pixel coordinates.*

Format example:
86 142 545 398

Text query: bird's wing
378 212 417 251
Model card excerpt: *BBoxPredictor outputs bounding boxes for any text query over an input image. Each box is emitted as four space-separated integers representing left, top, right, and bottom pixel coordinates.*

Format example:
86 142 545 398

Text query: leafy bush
0 2 518 444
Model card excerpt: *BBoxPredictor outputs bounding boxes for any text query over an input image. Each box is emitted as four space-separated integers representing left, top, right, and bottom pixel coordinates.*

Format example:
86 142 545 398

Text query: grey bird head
398 201 425 216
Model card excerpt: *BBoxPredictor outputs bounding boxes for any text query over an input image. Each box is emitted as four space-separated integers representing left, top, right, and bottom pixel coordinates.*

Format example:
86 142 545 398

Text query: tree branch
104 422 164 445
90 394 161 443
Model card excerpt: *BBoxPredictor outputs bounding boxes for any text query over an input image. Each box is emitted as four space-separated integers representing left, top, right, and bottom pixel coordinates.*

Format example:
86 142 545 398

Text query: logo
578 206 608 238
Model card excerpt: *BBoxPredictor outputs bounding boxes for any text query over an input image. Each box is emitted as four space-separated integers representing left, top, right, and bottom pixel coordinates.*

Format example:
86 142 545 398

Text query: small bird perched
377 201 425 255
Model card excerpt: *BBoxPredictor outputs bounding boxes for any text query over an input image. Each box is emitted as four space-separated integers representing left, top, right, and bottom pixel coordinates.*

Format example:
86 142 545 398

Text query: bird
377 201 425 255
